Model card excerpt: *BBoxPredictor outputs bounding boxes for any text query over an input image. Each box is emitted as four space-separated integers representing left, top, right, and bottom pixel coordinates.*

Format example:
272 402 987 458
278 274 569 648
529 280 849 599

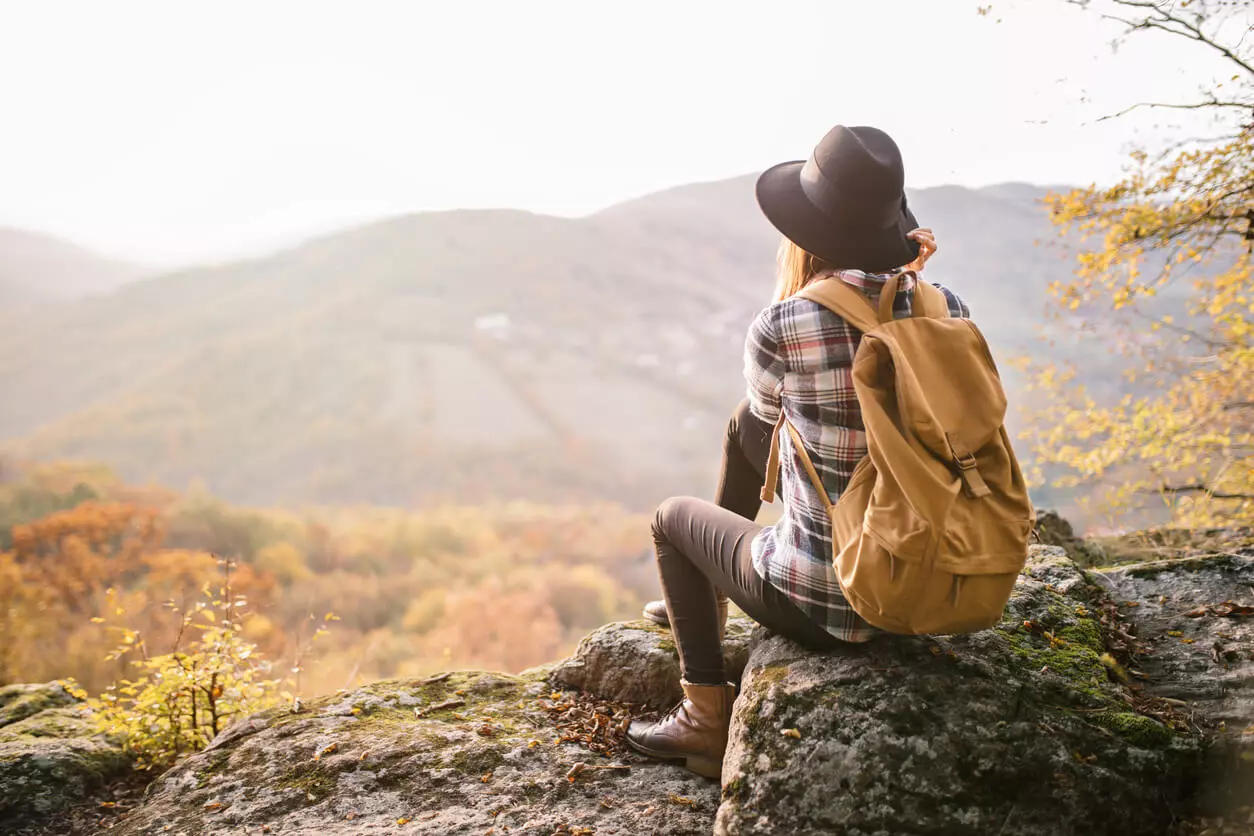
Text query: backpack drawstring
950 575 966 608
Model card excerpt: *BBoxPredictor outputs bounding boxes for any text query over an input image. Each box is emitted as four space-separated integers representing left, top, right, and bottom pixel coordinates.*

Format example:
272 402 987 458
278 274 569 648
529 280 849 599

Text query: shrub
89 559 283 769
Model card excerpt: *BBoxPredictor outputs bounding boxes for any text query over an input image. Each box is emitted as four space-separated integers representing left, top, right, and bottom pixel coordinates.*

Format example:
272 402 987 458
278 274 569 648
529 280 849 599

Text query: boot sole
641 608 670 627
640 608 728 638
625 736 722 780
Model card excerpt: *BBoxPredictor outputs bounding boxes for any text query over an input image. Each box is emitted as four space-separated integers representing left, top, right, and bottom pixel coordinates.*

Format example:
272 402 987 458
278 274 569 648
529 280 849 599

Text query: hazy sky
0 0 1246 264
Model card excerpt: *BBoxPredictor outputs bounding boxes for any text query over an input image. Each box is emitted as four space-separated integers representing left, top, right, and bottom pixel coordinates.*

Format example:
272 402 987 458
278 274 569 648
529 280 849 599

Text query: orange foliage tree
0 500 277 692
3 465 657 697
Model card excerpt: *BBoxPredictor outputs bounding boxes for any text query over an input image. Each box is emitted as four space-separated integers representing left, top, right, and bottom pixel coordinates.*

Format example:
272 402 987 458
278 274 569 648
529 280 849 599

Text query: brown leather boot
642 594 729 637
626 679 736 779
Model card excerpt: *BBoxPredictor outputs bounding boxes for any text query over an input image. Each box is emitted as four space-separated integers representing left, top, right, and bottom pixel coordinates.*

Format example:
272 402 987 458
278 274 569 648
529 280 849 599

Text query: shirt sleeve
744 304 785 423
933 283 971 318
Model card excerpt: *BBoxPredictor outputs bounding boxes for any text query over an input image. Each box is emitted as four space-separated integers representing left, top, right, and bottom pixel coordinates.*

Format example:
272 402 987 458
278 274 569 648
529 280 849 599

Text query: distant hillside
0 180 1085 510
0 228 142 306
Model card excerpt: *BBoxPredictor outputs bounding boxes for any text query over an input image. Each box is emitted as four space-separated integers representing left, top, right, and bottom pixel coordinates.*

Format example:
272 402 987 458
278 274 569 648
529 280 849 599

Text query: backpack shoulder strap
798 277 882 333
785 420 834 512
759 410 835 510
911 279 952 319
763 275 887 505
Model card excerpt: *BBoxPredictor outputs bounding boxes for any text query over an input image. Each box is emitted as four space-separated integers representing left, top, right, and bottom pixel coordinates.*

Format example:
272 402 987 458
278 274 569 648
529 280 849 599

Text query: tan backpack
760 273 1034 636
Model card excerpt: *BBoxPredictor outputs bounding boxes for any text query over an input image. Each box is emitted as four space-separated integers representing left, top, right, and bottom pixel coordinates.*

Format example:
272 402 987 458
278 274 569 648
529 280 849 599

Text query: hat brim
755 160 920 274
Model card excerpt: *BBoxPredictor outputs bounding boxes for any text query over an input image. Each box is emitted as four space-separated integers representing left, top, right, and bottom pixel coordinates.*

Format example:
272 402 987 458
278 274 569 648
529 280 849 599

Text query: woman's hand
903 228 937 273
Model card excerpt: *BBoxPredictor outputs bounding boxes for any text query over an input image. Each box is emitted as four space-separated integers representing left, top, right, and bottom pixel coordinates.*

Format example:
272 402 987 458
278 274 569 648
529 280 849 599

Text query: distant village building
473 312 512 341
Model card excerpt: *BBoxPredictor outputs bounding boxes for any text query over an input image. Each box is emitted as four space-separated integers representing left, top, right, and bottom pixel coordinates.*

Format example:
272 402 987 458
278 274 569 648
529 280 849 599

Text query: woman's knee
725 400 773 474
724 399 755 452
652 496 697 546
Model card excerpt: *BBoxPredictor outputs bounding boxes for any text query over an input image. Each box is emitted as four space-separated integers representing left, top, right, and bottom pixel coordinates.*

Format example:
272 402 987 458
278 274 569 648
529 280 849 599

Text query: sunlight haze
0 0 1242 263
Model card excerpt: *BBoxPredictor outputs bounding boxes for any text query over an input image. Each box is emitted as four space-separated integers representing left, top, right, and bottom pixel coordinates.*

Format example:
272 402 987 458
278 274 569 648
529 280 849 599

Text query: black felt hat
756 125 920 273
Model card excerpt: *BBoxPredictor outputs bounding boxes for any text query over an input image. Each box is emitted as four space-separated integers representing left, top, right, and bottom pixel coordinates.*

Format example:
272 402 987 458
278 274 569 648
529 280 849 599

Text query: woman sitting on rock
626 125 969 779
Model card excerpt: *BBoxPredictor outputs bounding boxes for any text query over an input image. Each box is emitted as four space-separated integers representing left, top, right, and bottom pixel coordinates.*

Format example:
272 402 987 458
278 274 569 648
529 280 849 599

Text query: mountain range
0 228 142 306
0 177 1088 511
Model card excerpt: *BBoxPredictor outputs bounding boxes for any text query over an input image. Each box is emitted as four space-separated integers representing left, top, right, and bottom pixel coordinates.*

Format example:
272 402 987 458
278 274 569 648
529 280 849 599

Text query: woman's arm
743 305 785 424
908 226 971 318
933 285 971 319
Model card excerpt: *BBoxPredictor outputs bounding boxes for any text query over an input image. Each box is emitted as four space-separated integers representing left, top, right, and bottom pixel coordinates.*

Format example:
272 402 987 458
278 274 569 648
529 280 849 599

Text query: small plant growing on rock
88 558 284 769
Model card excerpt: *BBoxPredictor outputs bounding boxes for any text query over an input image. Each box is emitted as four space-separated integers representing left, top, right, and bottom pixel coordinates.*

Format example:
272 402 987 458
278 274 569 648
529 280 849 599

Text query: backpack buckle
947 435 992 499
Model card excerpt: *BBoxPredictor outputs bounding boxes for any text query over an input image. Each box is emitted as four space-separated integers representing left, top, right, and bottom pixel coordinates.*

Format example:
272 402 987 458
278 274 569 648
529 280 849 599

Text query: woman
626 125 969 779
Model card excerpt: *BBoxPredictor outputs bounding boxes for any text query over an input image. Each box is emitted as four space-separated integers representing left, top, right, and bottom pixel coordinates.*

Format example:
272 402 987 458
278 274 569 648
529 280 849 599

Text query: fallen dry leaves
550 823 595 835
1090 589 1197 732
1187 600 1254 618
565 761 631 783
538 690 647 758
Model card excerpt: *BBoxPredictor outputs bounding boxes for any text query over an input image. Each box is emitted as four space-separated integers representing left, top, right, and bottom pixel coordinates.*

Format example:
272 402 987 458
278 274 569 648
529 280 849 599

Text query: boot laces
658 699 686 724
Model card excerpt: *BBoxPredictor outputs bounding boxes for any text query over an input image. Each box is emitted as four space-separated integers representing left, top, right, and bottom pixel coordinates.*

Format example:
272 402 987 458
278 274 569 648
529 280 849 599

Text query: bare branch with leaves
1019 0 1254 529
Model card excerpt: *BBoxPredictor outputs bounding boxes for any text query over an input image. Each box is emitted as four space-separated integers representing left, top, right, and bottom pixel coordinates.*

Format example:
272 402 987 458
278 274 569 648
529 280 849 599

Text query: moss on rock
0 706 96 741
112 669 720 836
0 681 80 728
996 591 1120 709
275 760 337 798
443 743 508 775
718 546 1203 836
1121 553 1246 579
1092 711 1174 748
0 685 131 826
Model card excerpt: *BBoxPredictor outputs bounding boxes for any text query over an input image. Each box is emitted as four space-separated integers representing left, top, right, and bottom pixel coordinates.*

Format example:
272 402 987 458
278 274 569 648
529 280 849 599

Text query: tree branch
1126 307 1231 349
1098 98 1253 122
1153 130 1251 160
1093 0 1254 78
1155 483 1254 501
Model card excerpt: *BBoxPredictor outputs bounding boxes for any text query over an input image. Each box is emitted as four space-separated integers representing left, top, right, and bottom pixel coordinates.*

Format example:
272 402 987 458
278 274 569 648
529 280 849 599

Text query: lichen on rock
0 681 81 728
0 681 130 827
8 544 1253 835
111 670 719 835
714 546 1202 836
550 615 757 708
1094 551 1254 816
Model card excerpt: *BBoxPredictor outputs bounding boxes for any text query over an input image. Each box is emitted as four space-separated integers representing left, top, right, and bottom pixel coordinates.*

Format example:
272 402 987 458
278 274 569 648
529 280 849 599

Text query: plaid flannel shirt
746 269 970 642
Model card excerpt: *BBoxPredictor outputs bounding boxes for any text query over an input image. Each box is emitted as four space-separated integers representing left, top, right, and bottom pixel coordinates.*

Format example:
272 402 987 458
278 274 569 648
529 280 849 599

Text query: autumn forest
0 459 656 702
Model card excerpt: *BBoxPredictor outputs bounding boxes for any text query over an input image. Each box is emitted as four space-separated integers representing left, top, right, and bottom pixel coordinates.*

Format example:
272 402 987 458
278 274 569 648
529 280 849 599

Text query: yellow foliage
1 463 653 699
89 563 282 769
401 589 448 634
1019 16 1253 530
255 541 313 583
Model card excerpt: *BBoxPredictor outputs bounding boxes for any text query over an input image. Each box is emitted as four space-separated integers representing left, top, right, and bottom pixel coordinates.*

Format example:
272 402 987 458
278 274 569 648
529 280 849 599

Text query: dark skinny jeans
652 399 842 685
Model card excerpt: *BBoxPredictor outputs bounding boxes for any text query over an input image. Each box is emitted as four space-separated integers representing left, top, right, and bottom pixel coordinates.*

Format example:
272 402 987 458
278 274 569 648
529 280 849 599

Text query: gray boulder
1094 552 1254 814
15 545 1254 835
0 681 80 727
715 547 1202 836
0 681 130 826
111 670 719 835
551 615 757 709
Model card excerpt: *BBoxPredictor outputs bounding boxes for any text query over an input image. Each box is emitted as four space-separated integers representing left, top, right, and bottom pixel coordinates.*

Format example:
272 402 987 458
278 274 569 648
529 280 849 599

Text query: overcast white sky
0 0 1246 264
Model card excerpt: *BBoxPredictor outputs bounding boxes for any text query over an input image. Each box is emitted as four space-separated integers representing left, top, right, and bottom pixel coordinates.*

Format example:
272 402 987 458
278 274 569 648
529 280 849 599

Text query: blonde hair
773 236 836 302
